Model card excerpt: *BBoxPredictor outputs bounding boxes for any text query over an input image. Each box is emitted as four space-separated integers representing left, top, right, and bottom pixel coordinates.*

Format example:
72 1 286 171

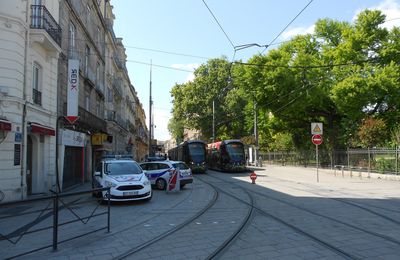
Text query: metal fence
0 187 110 259
261 148 400 175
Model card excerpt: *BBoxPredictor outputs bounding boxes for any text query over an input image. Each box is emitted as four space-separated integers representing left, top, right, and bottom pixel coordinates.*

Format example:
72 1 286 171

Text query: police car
93 155 152 201
139 160 193 190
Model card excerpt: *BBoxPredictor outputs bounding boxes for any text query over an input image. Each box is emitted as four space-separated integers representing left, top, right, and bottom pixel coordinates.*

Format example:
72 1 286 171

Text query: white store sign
67 59 79 121
62 129 85 147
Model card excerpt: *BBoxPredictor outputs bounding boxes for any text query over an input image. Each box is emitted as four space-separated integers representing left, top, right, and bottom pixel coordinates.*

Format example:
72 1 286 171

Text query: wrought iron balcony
33 88 42 106
78 106 107 133
30 5 61 46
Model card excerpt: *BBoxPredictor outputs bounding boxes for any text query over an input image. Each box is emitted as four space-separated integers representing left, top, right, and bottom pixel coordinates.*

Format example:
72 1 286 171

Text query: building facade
0 0 149 202
0 0 62 201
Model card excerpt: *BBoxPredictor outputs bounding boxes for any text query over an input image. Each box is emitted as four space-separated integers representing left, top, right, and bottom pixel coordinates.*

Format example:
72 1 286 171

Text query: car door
142 162 159 184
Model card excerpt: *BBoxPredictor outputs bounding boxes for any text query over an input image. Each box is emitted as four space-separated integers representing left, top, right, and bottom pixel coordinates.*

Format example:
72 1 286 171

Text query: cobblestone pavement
1 165 400 259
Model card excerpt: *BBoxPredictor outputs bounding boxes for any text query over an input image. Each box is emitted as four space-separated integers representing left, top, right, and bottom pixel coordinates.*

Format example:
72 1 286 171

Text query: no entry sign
312 134 323 145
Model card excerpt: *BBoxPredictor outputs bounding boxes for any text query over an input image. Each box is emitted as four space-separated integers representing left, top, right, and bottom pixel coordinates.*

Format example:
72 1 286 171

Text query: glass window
157 163 170 170
32 63 41 90
105 161 142 175
68 22 76 57
85 46 90 74
172 163 189 170
85 95 90 110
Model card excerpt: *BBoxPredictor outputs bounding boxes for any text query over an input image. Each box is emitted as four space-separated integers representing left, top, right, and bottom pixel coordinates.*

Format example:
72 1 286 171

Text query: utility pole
254 101 259 166
148 60 153 156
212 100 215 143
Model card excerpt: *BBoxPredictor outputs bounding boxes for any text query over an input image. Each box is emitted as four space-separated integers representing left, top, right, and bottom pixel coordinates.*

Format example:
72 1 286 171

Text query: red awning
30 122 55 136
0 119 12 131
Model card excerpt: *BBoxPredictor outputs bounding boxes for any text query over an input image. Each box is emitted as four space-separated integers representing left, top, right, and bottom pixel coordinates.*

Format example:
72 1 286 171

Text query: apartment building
0 0 62 201
0 0 148 202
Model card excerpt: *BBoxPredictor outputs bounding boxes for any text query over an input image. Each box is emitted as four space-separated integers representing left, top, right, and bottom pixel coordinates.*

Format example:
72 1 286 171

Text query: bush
374 158 396 174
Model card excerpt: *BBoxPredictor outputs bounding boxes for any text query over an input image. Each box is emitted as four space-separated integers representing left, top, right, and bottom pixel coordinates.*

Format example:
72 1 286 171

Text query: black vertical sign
14 144 21 165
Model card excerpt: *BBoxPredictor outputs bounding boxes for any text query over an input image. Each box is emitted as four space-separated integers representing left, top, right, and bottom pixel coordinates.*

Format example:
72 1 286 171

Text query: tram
206 140 246 172
168 140 207 173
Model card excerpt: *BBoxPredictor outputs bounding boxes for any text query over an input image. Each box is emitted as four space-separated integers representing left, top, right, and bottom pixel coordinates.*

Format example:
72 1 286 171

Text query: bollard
341 166 344 178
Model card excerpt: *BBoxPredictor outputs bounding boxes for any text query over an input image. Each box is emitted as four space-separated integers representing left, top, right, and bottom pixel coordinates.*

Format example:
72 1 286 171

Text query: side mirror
94 171 101 177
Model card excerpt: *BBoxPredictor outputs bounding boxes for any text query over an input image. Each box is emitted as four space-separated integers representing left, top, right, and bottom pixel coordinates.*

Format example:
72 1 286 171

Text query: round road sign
250 172 257 180
312 134 323 145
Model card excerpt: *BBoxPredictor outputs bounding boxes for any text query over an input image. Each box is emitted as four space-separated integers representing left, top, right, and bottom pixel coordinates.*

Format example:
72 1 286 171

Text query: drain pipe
20 0 30 200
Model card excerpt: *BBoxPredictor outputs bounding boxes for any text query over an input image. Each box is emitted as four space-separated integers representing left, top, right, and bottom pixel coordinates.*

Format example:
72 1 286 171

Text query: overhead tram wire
261 0 315 54
201 0 236 50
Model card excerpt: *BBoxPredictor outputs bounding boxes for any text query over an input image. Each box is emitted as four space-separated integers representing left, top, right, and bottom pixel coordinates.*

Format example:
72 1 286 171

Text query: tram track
115 177 257 260
198 174 359 259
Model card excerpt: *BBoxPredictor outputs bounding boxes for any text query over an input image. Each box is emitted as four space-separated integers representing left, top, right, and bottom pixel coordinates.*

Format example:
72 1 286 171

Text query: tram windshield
226 142 245 161
188 142 206 162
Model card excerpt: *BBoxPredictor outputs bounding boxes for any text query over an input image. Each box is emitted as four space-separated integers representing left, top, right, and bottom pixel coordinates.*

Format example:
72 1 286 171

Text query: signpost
311 122 323 183
312 134 323 183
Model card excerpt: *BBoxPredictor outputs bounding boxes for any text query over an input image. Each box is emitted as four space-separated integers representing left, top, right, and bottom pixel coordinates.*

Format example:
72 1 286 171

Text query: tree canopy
169 10 400 151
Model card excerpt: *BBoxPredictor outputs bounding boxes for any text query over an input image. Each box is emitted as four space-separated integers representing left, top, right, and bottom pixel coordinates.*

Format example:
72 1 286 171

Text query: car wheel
155 178 167 190
180 184 186 189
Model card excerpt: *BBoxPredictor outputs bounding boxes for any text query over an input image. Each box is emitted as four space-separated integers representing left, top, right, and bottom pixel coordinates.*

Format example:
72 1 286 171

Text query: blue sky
112 0 400 141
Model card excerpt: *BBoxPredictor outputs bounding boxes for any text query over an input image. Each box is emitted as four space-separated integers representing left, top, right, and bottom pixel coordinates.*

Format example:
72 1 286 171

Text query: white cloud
354 0 400 29
281 24 315 40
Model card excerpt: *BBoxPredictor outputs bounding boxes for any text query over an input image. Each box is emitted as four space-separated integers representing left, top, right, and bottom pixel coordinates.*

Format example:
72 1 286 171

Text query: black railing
78 106 107 133
0 188 110 259
30 5 62 46
33 88 42 105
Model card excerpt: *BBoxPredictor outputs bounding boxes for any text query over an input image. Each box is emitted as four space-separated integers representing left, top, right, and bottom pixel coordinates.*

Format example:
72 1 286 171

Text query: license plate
123 191 138 196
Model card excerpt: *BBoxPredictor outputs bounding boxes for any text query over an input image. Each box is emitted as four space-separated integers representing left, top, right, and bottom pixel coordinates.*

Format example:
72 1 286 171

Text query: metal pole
212 100 215 143
368 147 371 178
107 189 110 233
52 193 59 250
254 102 259 167
316 144 319 182
148 60 152 156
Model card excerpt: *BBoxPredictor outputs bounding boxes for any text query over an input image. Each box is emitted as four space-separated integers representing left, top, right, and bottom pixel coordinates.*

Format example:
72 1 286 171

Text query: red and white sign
167 169 180 192
312 134 323 145
250 172 257 184
66 59 80 124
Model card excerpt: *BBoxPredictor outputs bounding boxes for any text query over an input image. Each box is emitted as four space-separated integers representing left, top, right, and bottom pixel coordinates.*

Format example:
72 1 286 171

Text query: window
96 62 100 84
32 62 42 105
85 46 90 75
85 94 90 110
68 22 76 58
107 87 113 102
96 100 101 117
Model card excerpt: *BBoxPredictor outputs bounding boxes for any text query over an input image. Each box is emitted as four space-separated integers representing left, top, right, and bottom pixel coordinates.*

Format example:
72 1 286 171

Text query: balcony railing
33 88 42 106
78 106 107 133
30 5 61 46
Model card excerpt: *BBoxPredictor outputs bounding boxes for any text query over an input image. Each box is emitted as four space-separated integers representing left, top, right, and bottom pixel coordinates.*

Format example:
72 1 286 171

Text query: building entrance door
26 135 33 195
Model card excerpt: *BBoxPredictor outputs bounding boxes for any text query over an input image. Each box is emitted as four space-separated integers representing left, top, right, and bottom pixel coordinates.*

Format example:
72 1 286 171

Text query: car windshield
105 161 143 175
172 162 189 170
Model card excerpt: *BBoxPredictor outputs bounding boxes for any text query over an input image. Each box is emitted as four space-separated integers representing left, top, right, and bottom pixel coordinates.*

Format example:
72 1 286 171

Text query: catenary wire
262 0 315 54
201 0 236 49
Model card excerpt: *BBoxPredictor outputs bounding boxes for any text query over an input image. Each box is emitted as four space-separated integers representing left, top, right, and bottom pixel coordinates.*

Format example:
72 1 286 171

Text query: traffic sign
312 134 323 145
250 172 257 184
311 122 323 135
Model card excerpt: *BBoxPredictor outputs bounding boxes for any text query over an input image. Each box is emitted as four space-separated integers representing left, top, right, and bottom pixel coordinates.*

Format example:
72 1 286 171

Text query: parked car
139 160 193 190
145 156 167 162
93 155 152 201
